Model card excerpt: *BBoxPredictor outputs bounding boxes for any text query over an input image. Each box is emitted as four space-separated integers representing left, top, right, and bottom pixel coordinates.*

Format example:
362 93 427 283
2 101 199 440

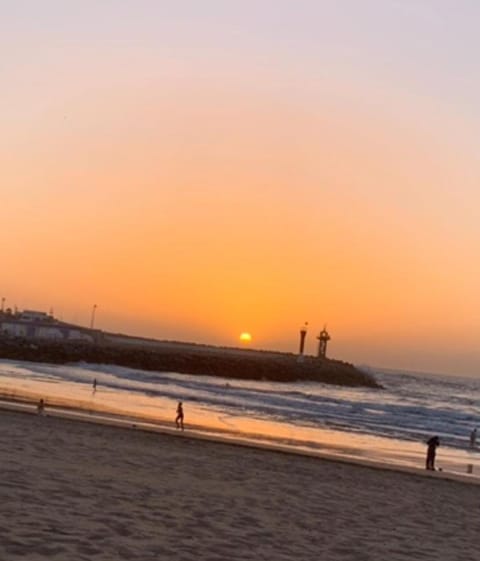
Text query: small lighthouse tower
317 326 331 358
298 322 308 356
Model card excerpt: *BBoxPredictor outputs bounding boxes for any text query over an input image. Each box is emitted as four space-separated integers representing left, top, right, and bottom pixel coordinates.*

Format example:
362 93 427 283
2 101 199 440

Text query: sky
1 1 480 376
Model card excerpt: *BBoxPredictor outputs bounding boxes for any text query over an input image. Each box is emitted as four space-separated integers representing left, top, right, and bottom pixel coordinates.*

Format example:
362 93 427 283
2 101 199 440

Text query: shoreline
1 358 478 480
2 397 478 487
2 405 480 559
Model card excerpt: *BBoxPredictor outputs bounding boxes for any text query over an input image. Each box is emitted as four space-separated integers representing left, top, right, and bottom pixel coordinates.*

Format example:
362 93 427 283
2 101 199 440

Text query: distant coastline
0 334 380 388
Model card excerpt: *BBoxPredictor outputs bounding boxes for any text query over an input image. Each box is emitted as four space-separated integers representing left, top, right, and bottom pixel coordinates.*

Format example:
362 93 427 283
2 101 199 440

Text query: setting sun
239 332 252 343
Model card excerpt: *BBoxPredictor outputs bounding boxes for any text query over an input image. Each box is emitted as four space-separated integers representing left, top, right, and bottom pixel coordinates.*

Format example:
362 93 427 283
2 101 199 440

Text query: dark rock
0 336 381 388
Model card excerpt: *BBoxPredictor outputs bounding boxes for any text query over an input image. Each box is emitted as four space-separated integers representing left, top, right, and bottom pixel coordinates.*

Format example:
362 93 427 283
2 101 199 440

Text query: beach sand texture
1 410 479 561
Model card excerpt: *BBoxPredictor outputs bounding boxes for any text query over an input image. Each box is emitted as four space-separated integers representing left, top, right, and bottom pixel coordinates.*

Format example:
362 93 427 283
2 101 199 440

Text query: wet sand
1 408 480 561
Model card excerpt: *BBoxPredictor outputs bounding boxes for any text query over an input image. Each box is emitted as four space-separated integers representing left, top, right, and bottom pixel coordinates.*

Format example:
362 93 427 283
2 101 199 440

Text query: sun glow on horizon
2 2 480 376
239 332 252 343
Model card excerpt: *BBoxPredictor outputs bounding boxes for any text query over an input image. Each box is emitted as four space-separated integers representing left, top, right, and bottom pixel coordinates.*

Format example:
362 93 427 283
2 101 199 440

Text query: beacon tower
317 327 331 358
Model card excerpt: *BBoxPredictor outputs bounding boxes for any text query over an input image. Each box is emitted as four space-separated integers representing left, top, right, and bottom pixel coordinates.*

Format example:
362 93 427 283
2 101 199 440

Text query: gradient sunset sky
2 1 479 376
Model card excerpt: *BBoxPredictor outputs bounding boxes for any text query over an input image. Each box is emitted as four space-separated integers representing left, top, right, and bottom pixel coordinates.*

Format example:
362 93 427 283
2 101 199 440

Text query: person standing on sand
92 378 97 393
470 428 477 449
175 402 184 430
426 436 440 470
37 399 45 415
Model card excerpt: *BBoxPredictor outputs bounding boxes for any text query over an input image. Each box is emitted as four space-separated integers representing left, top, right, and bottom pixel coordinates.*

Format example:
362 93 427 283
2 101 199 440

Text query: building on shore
0 309 100 343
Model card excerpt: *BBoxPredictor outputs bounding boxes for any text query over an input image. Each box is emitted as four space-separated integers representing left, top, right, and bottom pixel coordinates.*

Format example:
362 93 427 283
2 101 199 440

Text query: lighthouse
298 322 308 356
317 327 331 358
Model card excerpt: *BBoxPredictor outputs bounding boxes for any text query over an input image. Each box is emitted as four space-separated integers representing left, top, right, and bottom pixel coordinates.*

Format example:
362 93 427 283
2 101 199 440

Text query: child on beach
426 436 440 470
175 402 184 430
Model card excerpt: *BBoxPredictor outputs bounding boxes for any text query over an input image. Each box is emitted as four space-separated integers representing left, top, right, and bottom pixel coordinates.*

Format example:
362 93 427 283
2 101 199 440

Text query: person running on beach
426 436 440 470
175 402 184 430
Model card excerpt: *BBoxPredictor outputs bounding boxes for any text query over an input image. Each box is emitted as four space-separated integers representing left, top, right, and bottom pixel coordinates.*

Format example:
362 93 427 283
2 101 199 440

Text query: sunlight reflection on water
0 359 479 477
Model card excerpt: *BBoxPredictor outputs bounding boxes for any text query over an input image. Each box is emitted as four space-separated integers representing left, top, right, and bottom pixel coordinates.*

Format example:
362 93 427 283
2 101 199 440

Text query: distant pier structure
317 327 331 358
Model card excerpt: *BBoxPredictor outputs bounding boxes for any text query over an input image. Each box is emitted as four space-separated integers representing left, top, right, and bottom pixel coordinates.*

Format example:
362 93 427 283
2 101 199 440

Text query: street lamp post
90 304 97 329
1 297 5 313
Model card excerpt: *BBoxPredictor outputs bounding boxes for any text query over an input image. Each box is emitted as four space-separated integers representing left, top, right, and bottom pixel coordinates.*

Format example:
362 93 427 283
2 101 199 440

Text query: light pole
90 304 97 329
1 297 5 313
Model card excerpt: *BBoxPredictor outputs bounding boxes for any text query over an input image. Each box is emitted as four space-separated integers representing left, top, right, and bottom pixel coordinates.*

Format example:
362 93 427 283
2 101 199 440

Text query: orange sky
2 2 480 376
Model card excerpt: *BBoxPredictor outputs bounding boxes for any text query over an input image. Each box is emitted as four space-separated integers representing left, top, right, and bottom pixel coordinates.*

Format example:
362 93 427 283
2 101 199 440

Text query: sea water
0 359 479 475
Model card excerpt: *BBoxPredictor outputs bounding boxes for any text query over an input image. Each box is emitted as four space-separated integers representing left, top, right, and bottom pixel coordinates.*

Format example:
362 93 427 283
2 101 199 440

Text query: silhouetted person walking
175 402 184 430
426 436 440 470
92 378 97 393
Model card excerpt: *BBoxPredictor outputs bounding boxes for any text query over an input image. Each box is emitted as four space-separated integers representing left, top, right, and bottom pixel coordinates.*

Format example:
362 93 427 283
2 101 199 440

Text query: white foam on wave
1 358 479 475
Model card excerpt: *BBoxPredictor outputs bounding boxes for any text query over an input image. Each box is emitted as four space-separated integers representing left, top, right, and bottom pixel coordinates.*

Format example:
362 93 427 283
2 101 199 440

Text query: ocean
0 358 479 475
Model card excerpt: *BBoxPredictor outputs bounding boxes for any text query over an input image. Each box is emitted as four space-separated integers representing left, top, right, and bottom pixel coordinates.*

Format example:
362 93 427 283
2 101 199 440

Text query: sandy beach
1 408 480 561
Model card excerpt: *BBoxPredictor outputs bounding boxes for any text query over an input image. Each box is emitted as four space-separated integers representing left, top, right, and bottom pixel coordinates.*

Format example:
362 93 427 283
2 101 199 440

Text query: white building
0 310 97 343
